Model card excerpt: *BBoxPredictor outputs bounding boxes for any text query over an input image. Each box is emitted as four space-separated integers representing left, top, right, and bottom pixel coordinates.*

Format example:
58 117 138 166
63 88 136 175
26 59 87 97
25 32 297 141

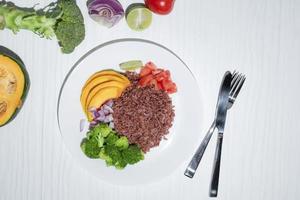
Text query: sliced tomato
157 82 163 90
155 70 170 81
152 69 163 75
155 74 165 82
139 74 154 86
161 79 173 90
149 79 159 90
165 70 171 79
140 67 153 77
145 62 157 70
167 83 177 94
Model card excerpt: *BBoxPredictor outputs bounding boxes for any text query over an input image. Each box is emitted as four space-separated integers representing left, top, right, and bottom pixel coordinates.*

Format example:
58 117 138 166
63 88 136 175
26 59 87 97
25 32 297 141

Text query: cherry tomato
145 0 175 15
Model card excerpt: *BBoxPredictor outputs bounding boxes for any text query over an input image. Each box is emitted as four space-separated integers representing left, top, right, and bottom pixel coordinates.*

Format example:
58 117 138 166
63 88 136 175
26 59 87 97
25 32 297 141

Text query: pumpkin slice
83 70 129 89
86 87 122 121
0 46 30 126
84 80 129 111
80 74 129 111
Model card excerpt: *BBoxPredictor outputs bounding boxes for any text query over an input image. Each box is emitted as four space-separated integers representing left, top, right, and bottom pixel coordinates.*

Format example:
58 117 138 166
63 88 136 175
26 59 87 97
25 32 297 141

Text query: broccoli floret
87 123 113 147
115 136 129 150
105 133 119 145
99 148 113 166
115 160 127 169
122 145 144 164
103 145 122 164
87 128 104 147
0 0 85 53
80 138 102 159
88 123 112 139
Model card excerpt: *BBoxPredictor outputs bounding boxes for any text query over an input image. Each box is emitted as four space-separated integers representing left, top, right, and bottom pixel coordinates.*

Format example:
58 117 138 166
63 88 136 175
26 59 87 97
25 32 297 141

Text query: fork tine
230 73 242 95
230 72 239 90
231 71 238 83
232 75 246 99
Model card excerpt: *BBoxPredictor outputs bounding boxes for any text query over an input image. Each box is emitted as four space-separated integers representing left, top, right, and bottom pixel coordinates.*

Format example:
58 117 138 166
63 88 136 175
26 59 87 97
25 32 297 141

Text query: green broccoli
87 123 113 147
115 136 129 150
114 159 127 169
105 132 119 145
87 123 112 139
0 0 85 53
81 123 144 169
122 145 144 164
86 130 104 148
103 145 122 164
80 138 102 159
99 148 113 166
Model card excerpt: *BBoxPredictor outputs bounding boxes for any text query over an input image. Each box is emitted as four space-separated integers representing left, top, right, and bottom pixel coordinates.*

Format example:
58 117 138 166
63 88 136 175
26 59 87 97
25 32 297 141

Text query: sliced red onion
103 108 110 115
80 119 86 132
103 104 114 113
105 99 114 107
87 0 124 28
96 115 106 122
106 114 113 122
98 109 105 117
92 110 100 119
89 120 98 129
109 122 114 129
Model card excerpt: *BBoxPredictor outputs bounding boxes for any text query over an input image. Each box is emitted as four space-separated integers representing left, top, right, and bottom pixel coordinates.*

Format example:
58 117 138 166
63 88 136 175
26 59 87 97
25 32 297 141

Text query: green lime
119 60 143 71
126 3 152 31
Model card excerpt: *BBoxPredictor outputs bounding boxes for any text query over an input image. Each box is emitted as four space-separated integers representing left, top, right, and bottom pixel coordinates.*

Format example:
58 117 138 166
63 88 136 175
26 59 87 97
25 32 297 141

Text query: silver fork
184 71 246 179
209 71 246 197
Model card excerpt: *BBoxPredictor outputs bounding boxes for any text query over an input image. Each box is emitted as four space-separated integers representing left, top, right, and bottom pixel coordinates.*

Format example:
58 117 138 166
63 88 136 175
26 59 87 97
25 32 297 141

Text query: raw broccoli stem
0 3 57 38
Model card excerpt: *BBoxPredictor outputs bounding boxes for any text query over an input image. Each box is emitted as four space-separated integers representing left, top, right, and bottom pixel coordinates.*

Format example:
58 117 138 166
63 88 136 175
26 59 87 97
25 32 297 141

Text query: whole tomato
144 0 175 15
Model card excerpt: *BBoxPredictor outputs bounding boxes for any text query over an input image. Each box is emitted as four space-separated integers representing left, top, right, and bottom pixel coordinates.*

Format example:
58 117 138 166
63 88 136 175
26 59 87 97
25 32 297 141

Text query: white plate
57 39 203 185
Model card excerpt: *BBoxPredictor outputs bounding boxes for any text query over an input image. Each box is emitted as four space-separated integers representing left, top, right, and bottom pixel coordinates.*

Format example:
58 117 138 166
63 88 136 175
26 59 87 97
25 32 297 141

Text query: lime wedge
119 60 143 71
126 3 152 31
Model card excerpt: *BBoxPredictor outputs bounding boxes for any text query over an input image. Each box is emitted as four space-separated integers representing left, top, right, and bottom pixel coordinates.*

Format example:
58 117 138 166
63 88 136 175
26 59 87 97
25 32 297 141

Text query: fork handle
209 133 224 197
184 121 216 178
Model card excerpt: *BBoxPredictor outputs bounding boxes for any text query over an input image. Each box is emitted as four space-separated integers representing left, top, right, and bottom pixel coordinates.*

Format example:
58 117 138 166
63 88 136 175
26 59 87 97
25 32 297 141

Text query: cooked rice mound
113 84 175 152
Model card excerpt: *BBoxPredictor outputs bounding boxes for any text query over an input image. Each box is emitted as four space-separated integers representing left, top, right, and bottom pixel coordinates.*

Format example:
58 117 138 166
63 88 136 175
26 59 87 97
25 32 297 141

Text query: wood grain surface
0 0 300 199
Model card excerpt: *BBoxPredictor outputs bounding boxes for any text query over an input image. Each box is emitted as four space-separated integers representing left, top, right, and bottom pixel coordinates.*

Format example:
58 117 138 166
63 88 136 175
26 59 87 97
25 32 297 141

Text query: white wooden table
1 0 300 199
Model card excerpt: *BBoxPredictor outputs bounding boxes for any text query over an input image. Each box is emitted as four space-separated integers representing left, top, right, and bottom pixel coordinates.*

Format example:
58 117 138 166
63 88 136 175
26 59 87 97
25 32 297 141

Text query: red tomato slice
155 73 165 82
140 67 152 77
139 74 154 86
155 70 170 81
145 62 157 70
149 79 159 90
152 69 163 75
167 83 177 94
161 79 173 90
165 70 171 79
157 82 163 90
